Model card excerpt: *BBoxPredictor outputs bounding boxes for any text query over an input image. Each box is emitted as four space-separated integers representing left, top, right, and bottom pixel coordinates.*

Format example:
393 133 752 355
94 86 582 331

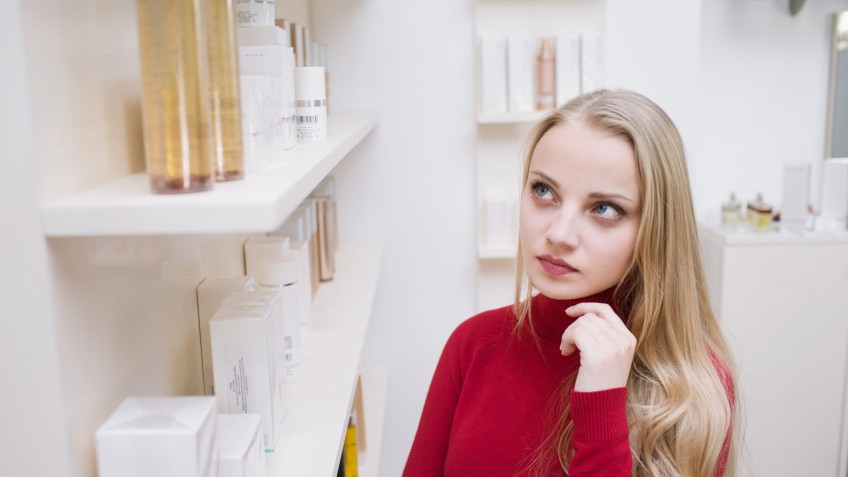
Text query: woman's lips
538 255 578 276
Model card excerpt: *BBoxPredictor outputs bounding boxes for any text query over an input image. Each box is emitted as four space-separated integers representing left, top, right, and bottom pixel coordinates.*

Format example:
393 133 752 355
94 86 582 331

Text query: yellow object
343 418 358 477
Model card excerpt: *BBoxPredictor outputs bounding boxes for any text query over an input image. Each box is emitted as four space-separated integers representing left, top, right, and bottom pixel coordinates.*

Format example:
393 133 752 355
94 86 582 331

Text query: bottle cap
257 257 298 286
294 67 326 101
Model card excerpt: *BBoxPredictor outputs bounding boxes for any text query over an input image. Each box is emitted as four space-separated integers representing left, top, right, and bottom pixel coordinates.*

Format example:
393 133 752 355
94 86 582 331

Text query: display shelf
273 243 382 477
359 364 388 477
41 113 378 237
478 243 517 259
477 110 549 124
699 223 848 246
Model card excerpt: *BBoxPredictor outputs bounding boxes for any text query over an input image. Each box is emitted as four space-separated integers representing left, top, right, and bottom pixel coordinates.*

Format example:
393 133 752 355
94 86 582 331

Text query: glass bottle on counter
746 192 773 232
205 0 245 182
721 192 741 231
137 0 213 193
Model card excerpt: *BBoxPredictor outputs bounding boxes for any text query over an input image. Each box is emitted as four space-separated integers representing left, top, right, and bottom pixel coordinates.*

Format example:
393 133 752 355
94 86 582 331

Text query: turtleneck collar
528 287 619 343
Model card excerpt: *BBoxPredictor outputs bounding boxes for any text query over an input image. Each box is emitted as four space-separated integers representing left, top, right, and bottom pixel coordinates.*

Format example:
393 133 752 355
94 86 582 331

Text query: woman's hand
560 302 636 392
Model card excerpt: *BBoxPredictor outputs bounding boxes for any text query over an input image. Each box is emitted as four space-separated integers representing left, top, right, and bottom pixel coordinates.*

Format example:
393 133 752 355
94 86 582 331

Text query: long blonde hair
514 90 738 476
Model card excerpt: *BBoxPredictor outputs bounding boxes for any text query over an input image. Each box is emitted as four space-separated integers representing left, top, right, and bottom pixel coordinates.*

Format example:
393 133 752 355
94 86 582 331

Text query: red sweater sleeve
403 332 462 477
568 387 632 476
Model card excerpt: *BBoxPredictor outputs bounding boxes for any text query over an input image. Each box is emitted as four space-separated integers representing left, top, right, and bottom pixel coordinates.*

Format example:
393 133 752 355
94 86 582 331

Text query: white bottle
271 209 314 346
294 66 327 142
256 257 303 382
197 238 255 395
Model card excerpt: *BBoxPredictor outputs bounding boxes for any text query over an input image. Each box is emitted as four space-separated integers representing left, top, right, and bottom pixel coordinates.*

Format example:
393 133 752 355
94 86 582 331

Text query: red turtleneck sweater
403 289 632 477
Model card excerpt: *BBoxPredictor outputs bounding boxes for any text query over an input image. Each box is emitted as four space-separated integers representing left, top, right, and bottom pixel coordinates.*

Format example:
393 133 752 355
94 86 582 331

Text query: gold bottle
137 0 213 193
204 0 245 182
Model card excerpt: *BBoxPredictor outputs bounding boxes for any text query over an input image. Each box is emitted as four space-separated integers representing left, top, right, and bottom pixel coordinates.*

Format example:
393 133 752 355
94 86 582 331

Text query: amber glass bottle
137 0 213 193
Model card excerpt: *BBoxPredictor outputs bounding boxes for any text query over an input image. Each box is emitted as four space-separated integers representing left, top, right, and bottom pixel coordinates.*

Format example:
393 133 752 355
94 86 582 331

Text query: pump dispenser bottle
536 38 555 111
256 258 303 382
204 0 245 181
137 0 213 193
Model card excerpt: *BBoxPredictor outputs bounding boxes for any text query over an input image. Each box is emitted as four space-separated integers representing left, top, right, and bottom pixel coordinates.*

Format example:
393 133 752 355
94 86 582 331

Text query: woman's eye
530 181 553 201
593 202 623 219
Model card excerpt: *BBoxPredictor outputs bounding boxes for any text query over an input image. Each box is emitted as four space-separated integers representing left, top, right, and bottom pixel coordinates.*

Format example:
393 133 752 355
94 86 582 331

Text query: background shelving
274 243 382 476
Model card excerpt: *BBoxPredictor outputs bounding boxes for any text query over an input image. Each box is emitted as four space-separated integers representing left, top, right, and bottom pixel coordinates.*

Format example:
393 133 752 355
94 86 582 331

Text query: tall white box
95 397 217 477
479 36 507 114
780 162 811 231
210 306 285 453
555 34 581 105
507 36 535 113
216 414 265 477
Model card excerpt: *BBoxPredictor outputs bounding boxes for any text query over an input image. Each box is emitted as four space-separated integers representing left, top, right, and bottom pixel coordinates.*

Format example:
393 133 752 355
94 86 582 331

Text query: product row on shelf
137 0 330 195
93 177 369 477
478 33 605 120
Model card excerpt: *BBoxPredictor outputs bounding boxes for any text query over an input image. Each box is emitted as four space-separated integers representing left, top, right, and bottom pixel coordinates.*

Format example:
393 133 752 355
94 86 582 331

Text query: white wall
310 0 478 474
693 0 848 221
0 1 72 475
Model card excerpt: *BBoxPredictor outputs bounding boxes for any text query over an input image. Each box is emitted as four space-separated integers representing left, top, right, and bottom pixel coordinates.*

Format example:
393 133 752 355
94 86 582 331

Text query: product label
225 347 251 413
295 107 327 141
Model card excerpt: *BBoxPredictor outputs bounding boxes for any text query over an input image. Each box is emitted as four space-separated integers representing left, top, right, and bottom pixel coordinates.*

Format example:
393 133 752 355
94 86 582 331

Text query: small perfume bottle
721 192 741 231
746 192 773 232
535 38 555 111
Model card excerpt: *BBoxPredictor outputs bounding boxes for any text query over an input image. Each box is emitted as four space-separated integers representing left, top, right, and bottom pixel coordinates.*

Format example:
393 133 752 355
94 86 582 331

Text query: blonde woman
404 90 737 477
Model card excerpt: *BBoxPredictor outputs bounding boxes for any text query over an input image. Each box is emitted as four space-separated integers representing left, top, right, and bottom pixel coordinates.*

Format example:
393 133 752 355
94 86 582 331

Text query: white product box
236 26 289 47
198 276 256 396
210 306 284 453
484 196 513 246
507 36 536 113
479 37 507 114
819 160 848 228
216 413 264 477
581 34 605 93
95 397 217 477
245 236 291 278
221 291 289 417
555 34 581 105
780 162 811 231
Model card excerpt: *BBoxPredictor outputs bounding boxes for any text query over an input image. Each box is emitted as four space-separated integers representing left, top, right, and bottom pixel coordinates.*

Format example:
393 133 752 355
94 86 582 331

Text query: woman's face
519 121 642 300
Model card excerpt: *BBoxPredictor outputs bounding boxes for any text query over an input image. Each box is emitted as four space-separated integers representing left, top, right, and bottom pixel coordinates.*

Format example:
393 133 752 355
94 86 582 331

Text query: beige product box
216 413 264 477
210 306 285 453
95 397 217 477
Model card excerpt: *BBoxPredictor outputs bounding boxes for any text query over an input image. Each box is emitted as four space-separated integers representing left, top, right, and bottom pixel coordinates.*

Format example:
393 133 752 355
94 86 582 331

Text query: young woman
403 90 737 477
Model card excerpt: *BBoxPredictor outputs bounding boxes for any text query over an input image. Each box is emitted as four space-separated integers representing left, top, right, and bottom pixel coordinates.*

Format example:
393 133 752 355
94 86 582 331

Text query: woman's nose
544 208 579 249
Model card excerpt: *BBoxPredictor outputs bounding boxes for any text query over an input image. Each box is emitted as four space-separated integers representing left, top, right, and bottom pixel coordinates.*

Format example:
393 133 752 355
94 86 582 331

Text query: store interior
3 0 848 476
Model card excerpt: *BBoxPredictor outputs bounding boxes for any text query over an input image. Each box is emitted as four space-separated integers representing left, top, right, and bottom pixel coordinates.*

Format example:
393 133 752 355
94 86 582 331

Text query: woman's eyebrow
529 170 560 189
587 191 635 203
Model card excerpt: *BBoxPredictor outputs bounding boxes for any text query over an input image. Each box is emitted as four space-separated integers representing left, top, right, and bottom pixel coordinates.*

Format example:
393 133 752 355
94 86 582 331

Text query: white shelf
699 223 848 246
41 113 378 237
273 243 382 477
478 243 517 259
477 110 549 124
359 364 389 477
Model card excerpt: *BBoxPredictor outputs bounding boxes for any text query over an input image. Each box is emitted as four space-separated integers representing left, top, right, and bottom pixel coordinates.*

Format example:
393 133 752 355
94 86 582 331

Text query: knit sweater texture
403 288 633 477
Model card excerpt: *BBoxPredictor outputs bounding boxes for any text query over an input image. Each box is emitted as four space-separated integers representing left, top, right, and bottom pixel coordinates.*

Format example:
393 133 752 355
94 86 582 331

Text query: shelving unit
41 113 378 237
273 243 382 476
478 243 516 259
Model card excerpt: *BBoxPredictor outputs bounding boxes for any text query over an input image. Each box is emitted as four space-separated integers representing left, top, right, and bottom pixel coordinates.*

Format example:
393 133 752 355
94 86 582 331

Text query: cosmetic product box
210 306 286 453
95 396 217 477
555 34 581 105
216 413 264 477
479 37 507 114
507 36 535 113
581 34 605 92
780 163 811 231
235 0 275 27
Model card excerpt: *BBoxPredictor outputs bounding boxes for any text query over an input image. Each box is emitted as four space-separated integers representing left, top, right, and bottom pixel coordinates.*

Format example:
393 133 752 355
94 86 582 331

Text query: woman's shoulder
446 303 516 349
